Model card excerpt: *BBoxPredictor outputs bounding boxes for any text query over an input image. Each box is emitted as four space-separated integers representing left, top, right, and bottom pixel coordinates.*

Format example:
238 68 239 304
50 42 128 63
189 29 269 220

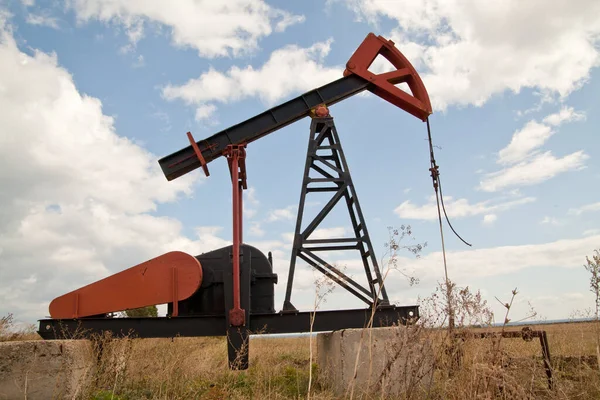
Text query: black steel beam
304 245 358 251
158 75 371 181
37 306 418 340
252 305 418 334
296 253 374 305
304 238 359 244
306 187 338 193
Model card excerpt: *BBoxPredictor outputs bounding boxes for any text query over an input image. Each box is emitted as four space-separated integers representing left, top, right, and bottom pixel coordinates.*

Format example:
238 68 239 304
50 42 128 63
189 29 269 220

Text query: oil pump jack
37 33 433 370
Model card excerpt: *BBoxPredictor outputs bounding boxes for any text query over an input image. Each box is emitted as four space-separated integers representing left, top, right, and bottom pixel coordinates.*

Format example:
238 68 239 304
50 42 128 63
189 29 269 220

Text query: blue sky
0 0 599 325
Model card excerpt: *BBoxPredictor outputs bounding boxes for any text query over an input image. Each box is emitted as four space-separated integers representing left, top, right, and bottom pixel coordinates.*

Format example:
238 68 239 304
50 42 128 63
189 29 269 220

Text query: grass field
3 312 600 399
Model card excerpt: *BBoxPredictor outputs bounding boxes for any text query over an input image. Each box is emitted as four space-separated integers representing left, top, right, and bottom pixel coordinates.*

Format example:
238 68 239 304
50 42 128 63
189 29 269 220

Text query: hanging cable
426 116 465 331
439 179 472 247
425 118 472 247
425 117 451 287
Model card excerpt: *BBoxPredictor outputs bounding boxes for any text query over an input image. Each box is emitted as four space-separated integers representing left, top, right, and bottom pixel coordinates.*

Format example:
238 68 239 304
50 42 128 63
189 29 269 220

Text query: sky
0 0 599 326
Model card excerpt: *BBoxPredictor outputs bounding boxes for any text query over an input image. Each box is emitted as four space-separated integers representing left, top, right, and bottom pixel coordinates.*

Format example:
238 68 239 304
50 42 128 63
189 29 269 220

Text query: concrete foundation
0 340 94 400
317 326 434 398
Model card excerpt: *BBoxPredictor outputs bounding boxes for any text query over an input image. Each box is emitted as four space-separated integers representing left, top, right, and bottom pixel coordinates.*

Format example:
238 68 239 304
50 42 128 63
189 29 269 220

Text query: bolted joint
310 104 330 118
229 308 246 327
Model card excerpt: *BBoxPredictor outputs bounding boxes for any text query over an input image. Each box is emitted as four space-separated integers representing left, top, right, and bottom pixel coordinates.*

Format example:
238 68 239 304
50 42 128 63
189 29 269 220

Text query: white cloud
480 107 588 192
244 207 257 220
583 229 600 237
310 227 347 240
482 214 497 225
274 13 305 32
543 106 586 126
498 107 586 165
541 216 560 226
243 187 259 219
25 13 59 29
564 292 585 301
0 20 226 322
344 0 600 110
246 239 287 252
68 0 304 58
266 205 296 222
162 39 341 116
369 53 399 74
194 104 217 122
569 202 600 216
246 187 259 206
391 234 600 282
394 195 535 221
498 121 552 165
249 222 265 237
480 151 588 192
132 54 144 68
281 232 295 244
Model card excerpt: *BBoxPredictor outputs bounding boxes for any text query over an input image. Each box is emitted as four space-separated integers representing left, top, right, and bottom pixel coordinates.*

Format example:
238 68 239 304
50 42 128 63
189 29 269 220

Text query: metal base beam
37 305 418 340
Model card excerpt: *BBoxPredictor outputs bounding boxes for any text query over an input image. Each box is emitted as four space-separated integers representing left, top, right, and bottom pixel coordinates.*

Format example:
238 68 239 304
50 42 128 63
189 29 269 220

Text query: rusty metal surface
49 251 203 319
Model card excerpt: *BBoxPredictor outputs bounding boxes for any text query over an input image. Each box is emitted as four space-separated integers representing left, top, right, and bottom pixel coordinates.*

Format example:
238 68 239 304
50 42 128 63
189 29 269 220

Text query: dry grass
426 322 600 400
0 313 40 342
83 334 333 400
3 312 600 399
49 320 596 400
4 269 600 400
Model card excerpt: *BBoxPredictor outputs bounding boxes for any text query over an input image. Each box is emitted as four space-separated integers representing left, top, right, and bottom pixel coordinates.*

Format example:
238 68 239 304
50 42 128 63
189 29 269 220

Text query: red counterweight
49 251 203 319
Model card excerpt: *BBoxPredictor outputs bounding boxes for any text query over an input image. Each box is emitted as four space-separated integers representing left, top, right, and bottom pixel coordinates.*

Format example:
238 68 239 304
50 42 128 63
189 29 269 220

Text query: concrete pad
317 326 434 398
0 340 94 400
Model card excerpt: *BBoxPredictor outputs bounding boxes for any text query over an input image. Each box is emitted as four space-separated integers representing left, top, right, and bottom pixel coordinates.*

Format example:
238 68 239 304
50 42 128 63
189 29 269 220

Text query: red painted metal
311 104 330 118
172 267 179 317
187 131 210 177
49 251 203 319
238 182 243 244
225 144 247 327
166 142 218 170
343 33 432 121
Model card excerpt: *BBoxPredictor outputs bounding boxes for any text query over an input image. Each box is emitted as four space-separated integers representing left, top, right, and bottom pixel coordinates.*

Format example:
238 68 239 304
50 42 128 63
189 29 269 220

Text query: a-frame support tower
283 115 390 310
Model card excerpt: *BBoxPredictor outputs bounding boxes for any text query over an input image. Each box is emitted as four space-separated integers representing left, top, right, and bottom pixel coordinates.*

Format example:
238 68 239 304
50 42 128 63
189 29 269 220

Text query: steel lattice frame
283 117 389 311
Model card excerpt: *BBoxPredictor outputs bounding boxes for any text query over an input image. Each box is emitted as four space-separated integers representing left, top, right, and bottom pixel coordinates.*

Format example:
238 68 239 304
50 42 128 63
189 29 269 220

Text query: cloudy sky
1 0 599 326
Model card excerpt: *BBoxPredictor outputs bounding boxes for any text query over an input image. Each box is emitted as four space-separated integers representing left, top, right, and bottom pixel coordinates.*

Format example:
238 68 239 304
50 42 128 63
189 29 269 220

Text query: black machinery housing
169 244 278 317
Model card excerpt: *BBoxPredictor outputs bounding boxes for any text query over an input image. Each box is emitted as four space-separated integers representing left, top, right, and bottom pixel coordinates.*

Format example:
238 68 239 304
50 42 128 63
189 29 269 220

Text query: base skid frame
38 305 418 340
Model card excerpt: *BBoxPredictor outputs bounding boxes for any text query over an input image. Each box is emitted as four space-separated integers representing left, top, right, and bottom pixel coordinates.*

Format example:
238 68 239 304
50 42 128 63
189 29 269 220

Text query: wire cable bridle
425 117 471 329
426 117 472 248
